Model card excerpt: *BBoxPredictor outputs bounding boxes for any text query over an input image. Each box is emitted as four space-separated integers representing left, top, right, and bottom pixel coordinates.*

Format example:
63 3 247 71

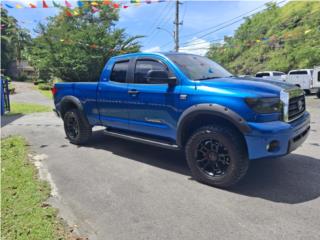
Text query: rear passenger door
126 58 181 140
97 59 130 130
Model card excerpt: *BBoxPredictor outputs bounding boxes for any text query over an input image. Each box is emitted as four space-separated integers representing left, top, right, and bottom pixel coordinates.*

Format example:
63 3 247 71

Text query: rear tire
185 125 249 188
317 90 320 98
63 109 92 145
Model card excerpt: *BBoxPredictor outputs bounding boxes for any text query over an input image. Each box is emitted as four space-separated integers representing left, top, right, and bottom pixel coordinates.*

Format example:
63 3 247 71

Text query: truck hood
196 76 297 97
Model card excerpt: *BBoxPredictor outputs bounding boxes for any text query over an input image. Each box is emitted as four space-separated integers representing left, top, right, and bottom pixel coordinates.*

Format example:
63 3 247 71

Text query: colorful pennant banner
3 0 167 10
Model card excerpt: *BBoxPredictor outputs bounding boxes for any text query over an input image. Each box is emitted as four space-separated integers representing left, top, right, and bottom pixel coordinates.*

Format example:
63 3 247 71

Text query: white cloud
143 46 161 53
179 37 210 56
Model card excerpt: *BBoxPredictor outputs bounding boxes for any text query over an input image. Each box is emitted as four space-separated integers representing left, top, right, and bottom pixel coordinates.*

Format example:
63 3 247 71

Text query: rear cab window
289 71 308 75
110 61 129 83
273 72 285 76
256 73 270 77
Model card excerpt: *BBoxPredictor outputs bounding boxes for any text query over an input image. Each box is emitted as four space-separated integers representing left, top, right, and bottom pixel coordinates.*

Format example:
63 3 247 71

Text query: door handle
128 89 139 95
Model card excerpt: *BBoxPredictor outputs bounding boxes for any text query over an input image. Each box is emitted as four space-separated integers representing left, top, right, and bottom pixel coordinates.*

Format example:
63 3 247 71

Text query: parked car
286 67 320 95
255 71 287 81
53 52 310 188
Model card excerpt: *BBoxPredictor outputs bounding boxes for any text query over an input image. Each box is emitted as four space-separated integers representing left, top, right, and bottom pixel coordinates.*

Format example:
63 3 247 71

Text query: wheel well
60 101 78 118
179 113 247 150
295 84 301 88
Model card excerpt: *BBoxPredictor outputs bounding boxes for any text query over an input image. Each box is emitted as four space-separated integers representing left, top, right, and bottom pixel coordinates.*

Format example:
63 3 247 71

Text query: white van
286 67 320 94
255 71 287 81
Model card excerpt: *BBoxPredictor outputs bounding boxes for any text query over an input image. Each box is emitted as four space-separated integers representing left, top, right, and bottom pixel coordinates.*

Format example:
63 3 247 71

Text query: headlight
245 97 282 114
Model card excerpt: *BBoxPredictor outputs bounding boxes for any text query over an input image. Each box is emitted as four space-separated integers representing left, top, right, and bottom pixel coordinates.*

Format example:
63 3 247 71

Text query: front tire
63 109 92 145
317 90 320 98
185 125 249 188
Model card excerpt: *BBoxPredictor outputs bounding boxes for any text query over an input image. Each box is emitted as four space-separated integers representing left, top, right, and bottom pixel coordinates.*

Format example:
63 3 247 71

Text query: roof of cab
110 51 196 60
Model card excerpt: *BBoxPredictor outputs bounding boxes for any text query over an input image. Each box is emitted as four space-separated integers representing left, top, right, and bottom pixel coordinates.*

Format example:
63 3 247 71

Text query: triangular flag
65 9 73 17
77 1 84 7
5 3 14 8
42 0 49 8
123 5 129 8
52 1 60 7
113 3 120 8
16 4 23 9
131 0 141 4
91 6 100 13
103 0 111 5
73 10 80 16
91 2 99 6
65 0 72 8
29 3 37 8
305 29 311 34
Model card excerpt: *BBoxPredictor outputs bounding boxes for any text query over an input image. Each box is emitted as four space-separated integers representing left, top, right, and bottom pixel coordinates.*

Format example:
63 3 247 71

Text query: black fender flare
176 103 251 147
59 96 84 117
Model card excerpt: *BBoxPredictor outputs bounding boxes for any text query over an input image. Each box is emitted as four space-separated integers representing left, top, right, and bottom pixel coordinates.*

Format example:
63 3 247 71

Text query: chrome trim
280 90 289 122
282 88 305 122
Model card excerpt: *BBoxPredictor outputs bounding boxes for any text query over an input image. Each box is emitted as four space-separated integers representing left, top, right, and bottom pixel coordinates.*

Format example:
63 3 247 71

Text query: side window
273 72 283 76
290 71 308 75
256 73 270 77
318 71 320 82
110 61 129 83
134 60 170 84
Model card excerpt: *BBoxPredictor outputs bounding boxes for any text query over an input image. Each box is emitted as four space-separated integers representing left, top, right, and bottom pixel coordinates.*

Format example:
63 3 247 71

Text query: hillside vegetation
207 1 320 75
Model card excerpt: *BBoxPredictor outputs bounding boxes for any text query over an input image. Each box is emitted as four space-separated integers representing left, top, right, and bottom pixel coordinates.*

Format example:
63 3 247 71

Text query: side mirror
146 70 177 86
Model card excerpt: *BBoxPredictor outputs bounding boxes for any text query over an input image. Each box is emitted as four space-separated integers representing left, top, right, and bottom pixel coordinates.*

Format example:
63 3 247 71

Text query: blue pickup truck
53 52 310 187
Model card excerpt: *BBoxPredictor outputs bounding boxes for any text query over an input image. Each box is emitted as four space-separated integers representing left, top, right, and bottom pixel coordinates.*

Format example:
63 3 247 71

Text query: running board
103 129 180 150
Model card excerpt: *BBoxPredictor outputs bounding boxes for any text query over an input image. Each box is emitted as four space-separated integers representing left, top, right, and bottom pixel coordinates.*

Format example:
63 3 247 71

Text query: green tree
207 1 320 75
28 3 142 82
1 8 31 74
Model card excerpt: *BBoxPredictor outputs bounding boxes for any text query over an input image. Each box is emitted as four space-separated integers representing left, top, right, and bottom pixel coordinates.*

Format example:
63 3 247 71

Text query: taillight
51 86 57 95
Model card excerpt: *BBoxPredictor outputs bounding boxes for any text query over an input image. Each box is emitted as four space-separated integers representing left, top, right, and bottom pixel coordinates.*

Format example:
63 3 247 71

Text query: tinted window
256 73 270 77
110 61 129 83
289 71 308 75
165 54 232 80
318 71 320 82
273 72 285 76
134 60 169 84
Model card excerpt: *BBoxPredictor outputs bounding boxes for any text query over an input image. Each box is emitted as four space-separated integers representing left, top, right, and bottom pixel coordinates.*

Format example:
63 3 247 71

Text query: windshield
165 54 232 80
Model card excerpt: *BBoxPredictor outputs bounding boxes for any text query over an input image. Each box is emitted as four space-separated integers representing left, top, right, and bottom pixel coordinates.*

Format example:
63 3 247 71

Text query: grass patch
9 102 51 115
33 85 53 99
1 136 67 239
38 89 52 99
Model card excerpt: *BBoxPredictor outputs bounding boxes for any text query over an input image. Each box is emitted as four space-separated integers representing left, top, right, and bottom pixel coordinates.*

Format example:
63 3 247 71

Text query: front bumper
245 112 310 160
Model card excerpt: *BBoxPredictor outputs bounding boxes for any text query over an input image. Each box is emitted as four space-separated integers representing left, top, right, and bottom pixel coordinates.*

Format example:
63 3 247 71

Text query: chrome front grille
288 94 305 121
281 88 305 122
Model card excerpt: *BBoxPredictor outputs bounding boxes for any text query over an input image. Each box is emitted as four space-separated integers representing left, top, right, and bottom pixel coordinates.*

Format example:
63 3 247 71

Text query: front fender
176 103 251 146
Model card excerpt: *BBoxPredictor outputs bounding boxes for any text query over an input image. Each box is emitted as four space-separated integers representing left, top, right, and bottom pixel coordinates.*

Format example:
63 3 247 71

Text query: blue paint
54 52 310 159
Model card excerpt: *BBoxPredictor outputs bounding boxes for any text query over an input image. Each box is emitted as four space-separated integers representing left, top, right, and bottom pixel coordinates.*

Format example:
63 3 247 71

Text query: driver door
127 58 181 140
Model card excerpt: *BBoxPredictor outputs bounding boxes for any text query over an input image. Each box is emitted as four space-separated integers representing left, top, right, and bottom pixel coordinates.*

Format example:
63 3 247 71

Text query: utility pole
174 0 182 52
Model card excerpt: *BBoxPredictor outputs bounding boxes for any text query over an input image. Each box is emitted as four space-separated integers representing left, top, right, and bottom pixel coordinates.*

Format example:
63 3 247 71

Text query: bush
38 83 52 91
8 83 15 94
16 74 28 82
33 79 46 85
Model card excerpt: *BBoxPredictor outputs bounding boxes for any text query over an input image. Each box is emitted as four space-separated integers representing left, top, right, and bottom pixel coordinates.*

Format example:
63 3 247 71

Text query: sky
3 0 287 55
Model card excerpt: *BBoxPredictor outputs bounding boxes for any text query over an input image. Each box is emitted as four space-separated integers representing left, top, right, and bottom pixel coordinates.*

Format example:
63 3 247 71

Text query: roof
111 51 199 59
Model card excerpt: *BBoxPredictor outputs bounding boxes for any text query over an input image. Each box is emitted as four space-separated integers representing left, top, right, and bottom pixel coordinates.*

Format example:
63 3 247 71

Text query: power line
144 2 173 46
180 1 270 40
180 0 287 48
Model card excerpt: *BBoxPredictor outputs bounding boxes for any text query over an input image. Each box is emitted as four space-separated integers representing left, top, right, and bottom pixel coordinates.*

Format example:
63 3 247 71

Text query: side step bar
103 129 180 150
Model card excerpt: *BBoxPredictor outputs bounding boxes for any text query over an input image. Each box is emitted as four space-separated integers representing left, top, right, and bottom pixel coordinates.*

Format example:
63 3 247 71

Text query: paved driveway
1 94 320 240
11 81 53 106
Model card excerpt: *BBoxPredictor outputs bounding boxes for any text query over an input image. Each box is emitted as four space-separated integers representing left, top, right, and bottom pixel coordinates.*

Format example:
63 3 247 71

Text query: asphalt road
10 81 53 106
2 87 320 240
